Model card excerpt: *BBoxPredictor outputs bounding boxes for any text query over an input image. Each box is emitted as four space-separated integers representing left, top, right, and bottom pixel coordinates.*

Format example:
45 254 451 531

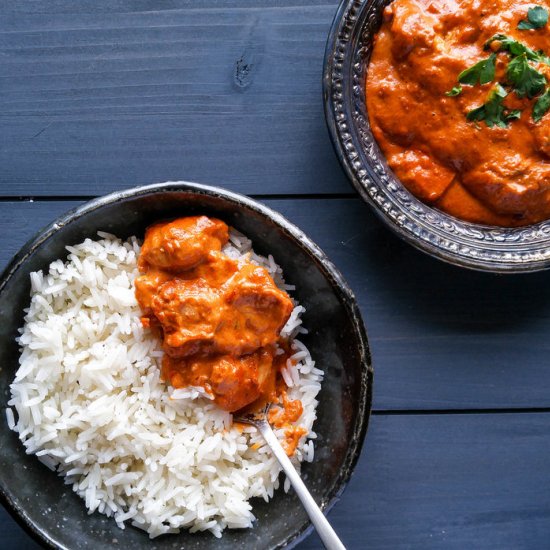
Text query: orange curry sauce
366 0 550 226
135 216 306 455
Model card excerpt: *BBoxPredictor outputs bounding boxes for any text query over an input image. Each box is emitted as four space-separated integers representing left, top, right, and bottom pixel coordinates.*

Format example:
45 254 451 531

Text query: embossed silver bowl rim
323 0 550 273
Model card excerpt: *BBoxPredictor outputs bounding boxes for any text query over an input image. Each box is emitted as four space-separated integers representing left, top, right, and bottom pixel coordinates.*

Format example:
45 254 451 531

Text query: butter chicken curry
135 216 305 455
366 0 550 226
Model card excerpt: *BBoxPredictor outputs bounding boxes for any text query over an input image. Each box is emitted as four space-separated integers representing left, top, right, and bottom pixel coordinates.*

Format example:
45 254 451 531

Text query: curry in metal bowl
324 0 550 272
366 0 549 227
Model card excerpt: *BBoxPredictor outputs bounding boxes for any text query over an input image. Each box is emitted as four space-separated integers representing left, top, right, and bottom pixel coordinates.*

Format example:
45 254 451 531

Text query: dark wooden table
2 1 550 548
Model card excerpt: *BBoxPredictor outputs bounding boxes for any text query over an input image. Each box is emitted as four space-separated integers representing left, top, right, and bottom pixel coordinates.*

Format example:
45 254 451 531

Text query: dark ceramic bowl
0 181 372 550
323 0 550 273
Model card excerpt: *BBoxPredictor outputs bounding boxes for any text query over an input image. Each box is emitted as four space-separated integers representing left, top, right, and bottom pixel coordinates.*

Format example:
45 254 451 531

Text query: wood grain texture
0 1 351 196
302 412 550 549
3 198 550 411
3 412 550 549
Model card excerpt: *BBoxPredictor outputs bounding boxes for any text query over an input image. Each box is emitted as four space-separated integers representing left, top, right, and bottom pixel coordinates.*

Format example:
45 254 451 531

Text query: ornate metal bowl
323 0 550 273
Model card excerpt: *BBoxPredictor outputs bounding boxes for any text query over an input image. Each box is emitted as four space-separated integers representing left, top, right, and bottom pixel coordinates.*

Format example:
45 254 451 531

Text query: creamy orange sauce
268 391 304 427
268 391 306 456
135 216 306 454
283 427 308 457
366 0 550 226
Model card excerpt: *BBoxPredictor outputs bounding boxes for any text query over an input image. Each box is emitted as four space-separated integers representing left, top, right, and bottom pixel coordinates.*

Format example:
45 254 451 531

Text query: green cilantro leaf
467 105 487 123
485 34 550 65
518 6 548 30
458 54 496 85
505 109 523 122
452 35 549 124
446 85 463 96
507 53 547 98
533 88 550 121
466 84 519 128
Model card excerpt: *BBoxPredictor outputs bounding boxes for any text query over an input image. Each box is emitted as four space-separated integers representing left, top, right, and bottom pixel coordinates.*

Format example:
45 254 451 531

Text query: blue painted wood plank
3 412 550 549
2 198 550 410
0 1 350 196
302 412 550 549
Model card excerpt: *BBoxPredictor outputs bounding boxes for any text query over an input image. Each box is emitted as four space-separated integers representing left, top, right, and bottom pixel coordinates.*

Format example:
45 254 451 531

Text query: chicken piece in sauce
145 258 293 359
152 278 223 357
215 264 294 356
163 347 277 412
138 216 228 272
136 250 238 328
135 216 297 416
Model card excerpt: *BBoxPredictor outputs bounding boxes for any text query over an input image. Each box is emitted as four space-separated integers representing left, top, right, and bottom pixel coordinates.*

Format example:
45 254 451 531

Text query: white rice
7 229 322 539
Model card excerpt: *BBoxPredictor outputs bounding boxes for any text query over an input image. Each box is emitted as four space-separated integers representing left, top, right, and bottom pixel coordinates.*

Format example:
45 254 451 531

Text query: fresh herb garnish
447 34 550 125
485 34 550 65
458 54 496 85
504 109 523 122
533 88 550 121
507 53 547 98
466 84 522 128
446 85 463 96
518 6 548 30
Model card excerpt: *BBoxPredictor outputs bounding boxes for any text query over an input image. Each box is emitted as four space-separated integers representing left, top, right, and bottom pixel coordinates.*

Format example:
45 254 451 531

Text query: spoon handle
256 419 347 550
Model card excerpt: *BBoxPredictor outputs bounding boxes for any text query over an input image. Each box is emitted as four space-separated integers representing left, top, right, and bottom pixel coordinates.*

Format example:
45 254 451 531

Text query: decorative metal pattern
323 0 550 272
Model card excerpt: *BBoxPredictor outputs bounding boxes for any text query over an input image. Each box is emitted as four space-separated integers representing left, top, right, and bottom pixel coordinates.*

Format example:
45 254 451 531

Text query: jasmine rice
6 230 322 538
